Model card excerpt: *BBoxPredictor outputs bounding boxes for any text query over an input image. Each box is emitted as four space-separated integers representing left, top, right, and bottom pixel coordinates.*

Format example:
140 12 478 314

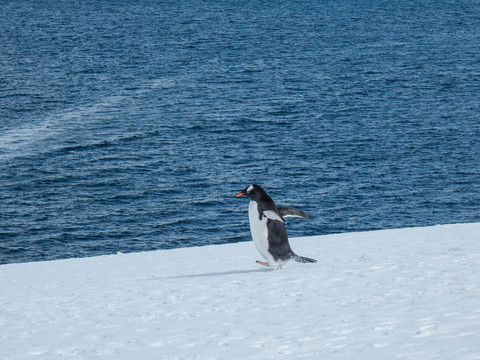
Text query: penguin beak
235 192 245 198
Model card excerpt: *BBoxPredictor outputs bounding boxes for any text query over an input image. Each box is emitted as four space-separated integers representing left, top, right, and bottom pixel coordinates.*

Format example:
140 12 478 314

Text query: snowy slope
1 223 480 360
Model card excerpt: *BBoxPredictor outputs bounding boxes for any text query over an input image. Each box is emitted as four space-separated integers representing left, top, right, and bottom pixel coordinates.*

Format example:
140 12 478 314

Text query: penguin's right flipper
293 255 317 263
277 207 308 219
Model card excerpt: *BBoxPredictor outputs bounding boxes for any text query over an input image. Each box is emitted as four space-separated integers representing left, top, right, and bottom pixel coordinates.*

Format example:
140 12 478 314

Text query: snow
1 223 480 360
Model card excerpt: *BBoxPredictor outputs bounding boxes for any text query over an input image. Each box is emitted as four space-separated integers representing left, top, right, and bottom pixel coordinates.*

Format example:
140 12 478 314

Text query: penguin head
235 184 265 201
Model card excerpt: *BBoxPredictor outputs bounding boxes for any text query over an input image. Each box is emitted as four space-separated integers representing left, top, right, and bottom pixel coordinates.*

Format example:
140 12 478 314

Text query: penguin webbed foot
256 260 270 267
256 260 285 269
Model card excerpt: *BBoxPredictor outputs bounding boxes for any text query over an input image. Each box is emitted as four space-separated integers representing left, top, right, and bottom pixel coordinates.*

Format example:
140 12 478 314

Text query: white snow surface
1 223 480 360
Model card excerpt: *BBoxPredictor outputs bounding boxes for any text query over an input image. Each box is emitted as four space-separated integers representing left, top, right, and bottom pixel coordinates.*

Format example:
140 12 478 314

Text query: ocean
1 0 479 264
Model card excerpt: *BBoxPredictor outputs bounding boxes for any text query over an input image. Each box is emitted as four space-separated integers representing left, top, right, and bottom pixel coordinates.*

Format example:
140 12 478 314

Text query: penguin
235 184 316 269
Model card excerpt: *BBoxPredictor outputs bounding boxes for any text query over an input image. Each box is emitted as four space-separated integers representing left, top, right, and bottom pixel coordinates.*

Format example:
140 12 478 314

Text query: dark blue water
1 0 479 264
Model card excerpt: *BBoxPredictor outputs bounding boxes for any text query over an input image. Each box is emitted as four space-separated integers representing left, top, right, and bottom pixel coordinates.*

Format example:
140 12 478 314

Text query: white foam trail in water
0 79 169 161
0 98 118 161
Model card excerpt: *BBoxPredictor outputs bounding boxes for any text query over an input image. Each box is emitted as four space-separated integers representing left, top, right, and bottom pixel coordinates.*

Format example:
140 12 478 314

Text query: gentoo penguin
235 184 316 269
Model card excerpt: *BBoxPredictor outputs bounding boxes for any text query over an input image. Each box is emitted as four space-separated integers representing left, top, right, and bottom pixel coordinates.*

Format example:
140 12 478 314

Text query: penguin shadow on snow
149 268 270 281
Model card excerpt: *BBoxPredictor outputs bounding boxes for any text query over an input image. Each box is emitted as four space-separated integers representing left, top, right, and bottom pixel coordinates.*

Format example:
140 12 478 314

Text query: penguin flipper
263 210 285 223
277 207 308 219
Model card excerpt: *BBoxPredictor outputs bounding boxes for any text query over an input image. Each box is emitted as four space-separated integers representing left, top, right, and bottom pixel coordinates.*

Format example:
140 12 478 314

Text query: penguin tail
293 254 317 263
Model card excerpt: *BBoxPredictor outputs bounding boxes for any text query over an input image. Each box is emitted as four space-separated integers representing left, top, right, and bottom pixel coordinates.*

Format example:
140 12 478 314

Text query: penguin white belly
248 201 272 262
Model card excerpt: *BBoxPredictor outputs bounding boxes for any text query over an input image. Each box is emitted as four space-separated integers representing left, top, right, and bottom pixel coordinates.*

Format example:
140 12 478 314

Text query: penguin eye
246 185 254 193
